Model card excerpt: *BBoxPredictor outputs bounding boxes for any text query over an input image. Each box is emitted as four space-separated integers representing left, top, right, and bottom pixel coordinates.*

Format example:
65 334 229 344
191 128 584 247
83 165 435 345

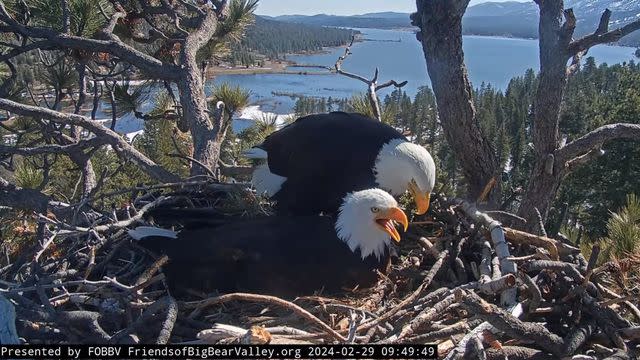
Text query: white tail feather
251 164 286 197
243 147 268 159
128 226 178 241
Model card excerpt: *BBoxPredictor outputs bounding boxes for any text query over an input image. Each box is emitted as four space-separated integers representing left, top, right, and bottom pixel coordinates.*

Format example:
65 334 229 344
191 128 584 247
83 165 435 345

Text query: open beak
409 181 431 215
375 207 409 243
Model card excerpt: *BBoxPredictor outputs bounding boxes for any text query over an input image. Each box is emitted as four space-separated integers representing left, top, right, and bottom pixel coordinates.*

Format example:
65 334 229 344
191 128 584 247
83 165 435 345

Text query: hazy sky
256 0 528 16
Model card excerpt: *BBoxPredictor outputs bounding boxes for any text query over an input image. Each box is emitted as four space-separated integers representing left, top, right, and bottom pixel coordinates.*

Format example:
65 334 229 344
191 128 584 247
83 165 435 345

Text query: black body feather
257 112 405 215
137 215 391 298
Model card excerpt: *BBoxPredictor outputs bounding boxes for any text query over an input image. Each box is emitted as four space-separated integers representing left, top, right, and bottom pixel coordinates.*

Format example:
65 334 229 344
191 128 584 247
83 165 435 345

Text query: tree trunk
413 0 500 202
177 57 221 177
516 0 571 231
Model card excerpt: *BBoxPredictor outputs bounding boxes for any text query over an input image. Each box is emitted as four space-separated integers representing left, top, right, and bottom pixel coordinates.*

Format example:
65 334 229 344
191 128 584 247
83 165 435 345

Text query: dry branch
183 293 346 342
459 201 516 306
455 289 564 356
331 35 407 121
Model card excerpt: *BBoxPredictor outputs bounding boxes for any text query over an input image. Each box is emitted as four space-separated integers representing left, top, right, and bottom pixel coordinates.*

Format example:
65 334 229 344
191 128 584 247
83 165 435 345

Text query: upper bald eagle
245 112 436 216
128 189 408 297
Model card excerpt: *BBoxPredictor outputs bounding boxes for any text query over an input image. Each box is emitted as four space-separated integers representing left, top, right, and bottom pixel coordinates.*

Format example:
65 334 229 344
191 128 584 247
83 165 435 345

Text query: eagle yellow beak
409 181 431 215
375 207 408 243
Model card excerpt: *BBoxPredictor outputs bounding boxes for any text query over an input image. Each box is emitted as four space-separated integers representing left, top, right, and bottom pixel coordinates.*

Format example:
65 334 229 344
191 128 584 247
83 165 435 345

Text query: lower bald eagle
245 112 436 216
128 189 408 297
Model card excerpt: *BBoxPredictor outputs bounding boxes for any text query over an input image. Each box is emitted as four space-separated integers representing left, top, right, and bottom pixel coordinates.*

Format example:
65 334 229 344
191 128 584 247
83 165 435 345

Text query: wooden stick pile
1 183 638 359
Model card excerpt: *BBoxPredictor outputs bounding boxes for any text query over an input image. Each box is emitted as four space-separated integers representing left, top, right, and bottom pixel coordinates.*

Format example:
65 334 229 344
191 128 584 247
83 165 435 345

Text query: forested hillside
228 16 358 64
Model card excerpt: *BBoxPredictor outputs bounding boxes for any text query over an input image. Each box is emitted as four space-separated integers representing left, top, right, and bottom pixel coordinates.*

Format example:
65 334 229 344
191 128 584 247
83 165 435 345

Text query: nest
1 181 639 359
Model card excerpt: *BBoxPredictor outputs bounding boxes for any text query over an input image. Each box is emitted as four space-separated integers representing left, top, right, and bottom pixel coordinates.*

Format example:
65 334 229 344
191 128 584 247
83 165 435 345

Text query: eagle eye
371 207 380 213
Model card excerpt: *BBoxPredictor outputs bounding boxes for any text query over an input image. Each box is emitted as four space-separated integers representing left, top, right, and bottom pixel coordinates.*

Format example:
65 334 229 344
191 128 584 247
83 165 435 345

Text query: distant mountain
465 1 536 17
463 0 640 46
270 1 640 46
353 12 409 19
272 13 412 29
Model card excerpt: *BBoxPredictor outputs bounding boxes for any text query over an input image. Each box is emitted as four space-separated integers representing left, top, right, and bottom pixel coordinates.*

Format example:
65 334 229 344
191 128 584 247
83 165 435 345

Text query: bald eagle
245 112 436 216
128 189 408 297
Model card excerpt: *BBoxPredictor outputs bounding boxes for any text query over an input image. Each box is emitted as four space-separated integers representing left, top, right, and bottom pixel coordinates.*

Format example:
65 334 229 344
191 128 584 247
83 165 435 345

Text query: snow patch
125 130 144 142
234 105 293 128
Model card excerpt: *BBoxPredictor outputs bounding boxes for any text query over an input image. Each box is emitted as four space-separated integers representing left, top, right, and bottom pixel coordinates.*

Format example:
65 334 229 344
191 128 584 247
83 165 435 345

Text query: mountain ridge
267 1 640 46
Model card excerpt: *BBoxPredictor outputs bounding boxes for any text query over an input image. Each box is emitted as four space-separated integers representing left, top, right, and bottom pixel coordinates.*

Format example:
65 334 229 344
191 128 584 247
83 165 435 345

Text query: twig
357 250 449 334
455 289 563 356
396 292 456 341
403 321 472 343
33 230 59 263
183 293 347 342
458 201 516 306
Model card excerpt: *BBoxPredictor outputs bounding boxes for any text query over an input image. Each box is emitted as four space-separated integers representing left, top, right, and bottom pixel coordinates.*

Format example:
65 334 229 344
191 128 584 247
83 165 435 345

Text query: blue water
109 28 637 133
213 28 636 116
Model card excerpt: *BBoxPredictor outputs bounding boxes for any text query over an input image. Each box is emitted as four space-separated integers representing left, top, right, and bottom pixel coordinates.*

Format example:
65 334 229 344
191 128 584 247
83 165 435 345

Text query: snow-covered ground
125 130 144 142
235 105 293 127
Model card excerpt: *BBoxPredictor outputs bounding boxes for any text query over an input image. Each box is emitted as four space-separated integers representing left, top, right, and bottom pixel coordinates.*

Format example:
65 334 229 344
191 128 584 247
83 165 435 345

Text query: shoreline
206 31 636 78
206 34 365 77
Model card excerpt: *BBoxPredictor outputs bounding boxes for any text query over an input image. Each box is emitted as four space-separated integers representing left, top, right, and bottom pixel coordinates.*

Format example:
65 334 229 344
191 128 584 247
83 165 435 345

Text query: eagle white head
335 188 408 260
373 139 436 215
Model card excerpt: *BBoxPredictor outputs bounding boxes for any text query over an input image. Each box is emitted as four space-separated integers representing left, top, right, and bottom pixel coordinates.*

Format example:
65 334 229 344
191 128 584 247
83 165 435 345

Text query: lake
112 28 638 134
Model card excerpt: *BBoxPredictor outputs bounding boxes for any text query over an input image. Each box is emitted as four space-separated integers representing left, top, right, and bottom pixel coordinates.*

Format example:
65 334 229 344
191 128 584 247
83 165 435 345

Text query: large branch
184 7 220 51
556 123 640 171
0 98 180 183
568 12 640 56
413 0 499 200
0 3 179 80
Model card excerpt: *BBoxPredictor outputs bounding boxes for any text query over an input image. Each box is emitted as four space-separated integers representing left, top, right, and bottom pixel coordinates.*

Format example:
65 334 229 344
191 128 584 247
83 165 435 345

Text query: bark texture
413 0 499 202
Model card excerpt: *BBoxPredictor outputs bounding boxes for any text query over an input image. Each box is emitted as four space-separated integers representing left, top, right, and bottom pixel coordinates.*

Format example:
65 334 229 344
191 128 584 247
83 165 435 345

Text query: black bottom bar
1 344 438 359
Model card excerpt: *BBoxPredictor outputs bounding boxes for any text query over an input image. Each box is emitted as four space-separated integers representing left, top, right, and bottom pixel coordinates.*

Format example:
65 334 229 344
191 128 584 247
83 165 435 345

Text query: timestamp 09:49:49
305 344 437 359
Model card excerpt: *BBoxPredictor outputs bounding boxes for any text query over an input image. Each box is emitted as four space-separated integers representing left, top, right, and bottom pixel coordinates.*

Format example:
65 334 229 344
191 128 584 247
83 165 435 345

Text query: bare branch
100 9 126 38
568 15 640 56
332 37 370 84
376 79 408 91
331 35 407 121
596 8 612 34
556 123 640 172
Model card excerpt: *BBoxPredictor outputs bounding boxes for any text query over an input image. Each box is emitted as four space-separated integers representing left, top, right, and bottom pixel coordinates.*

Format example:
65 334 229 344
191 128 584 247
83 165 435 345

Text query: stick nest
1 181 638 359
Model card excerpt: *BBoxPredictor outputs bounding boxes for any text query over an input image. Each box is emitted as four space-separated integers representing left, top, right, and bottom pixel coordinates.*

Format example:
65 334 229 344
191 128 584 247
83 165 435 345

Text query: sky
256 0 528 16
